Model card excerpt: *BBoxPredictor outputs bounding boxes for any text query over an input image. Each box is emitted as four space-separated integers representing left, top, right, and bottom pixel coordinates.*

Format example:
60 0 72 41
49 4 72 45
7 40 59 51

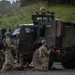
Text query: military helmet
5 31 11 36
39 7 47 12
41 39 47 44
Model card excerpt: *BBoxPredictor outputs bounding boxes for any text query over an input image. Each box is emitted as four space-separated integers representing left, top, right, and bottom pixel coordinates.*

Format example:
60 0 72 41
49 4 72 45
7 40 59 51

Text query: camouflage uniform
33 39 51 71
14 35 24 69
1 32 15 72
39 45 50 71
16 37 23 65
35 7 48 15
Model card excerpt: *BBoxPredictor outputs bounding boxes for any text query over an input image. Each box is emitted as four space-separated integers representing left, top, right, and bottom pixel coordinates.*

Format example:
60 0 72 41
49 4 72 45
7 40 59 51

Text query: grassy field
0 2 75 29
54 62 61 65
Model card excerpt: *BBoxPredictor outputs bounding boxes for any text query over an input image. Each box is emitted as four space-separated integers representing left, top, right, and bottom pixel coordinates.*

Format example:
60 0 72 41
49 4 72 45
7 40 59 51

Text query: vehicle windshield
12 28 20 36
12 27 35 36
25 27 34 33
36 16 52 21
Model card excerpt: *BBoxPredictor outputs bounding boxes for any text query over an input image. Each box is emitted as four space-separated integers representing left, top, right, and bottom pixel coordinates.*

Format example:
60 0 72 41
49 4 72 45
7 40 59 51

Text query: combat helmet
5 31 11 36
41 39 47 44
39 7 47 12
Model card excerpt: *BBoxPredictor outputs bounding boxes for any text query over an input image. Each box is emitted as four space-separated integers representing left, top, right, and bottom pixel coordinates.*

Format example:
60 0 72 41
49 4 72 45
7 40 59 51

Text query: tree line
20 0 42 6
20 0 75 6
47 0 75 6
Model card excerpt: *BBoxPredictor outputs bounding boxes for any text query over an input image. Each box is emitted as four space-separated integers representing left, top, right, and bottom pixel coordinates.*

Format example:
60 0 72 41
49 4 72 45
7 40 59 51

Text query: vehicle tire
61 59 75 69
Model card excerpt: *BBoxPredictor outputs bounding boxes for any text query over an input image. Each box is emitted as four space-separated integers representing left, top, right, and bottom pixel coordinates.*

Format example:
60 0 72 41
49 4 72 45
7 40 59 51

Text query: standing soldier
15 34 29 70
15 34 20 64
14 34 23 69
1 31 15 72
35 7 48 15
33 39 51 71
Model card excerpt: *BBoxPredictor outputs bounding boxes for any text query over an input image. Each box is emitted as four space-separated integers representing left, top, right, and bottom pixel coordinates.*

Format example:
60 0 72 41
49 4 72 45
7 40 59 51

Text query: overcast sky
0 0 17 3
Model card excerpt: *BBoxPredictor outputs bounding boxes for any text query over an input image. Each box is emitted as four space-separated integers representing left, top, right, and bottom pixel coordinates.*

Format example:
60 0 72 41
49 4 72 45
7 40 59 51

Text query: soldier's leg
19 53 23 65
23 62 29 69
41 64 48 71
41 58 49 71
14 52 24 70
9 53 15 70
10 61 15 70
32 66 39 71
1 61 9 72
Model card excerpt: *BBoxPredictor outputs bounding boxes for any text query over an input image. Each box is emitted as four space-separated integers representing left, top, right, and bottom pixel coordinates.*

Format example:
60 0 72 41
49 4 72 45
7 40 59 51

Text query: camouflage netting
62 27 75 48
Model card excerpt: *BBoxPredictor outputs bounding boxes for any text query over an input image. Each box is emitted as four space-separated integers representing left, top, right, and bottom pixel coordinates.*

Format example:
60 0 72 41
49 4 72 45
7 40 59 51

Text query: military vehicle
11 12 75 69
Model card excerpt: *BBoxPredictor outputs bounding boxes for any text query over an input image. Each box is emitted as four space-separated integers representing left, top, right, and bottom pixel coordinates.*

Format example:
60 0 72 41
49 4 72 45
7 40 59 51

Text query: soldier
14 34 24 69
15 34 20 64
15 34 29 70
35 7 48 15
33 39 51 71
1 31 15 72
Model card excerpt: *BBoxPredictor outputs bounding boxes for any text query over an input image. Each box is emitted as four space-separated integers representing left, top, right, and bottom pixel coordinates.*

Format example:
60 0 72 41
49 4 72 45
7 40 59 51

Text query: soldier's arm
6 39 14 48
43 46 51 55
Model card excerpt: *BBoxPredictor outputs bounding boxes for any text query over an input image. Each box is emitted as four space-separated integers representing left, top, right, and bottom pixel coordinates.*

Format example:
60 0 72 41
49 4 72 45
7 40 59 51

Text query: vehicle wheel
48 52 54 70
32 49 42 67
61 59 75 69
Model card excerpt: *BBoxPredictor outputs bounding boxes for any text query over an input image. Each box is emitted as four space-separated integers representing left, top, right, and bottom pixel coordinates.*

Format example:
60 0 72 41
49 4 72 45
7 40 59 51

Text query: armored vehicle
12 12 75 69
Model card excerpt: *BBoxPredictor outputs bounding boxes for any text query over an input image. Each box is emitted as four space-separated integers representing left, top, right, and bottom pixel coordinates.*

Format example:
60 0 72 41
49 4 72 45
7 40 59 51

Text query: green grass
49 5 75 23
0 2 75 29
54 62 61 65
